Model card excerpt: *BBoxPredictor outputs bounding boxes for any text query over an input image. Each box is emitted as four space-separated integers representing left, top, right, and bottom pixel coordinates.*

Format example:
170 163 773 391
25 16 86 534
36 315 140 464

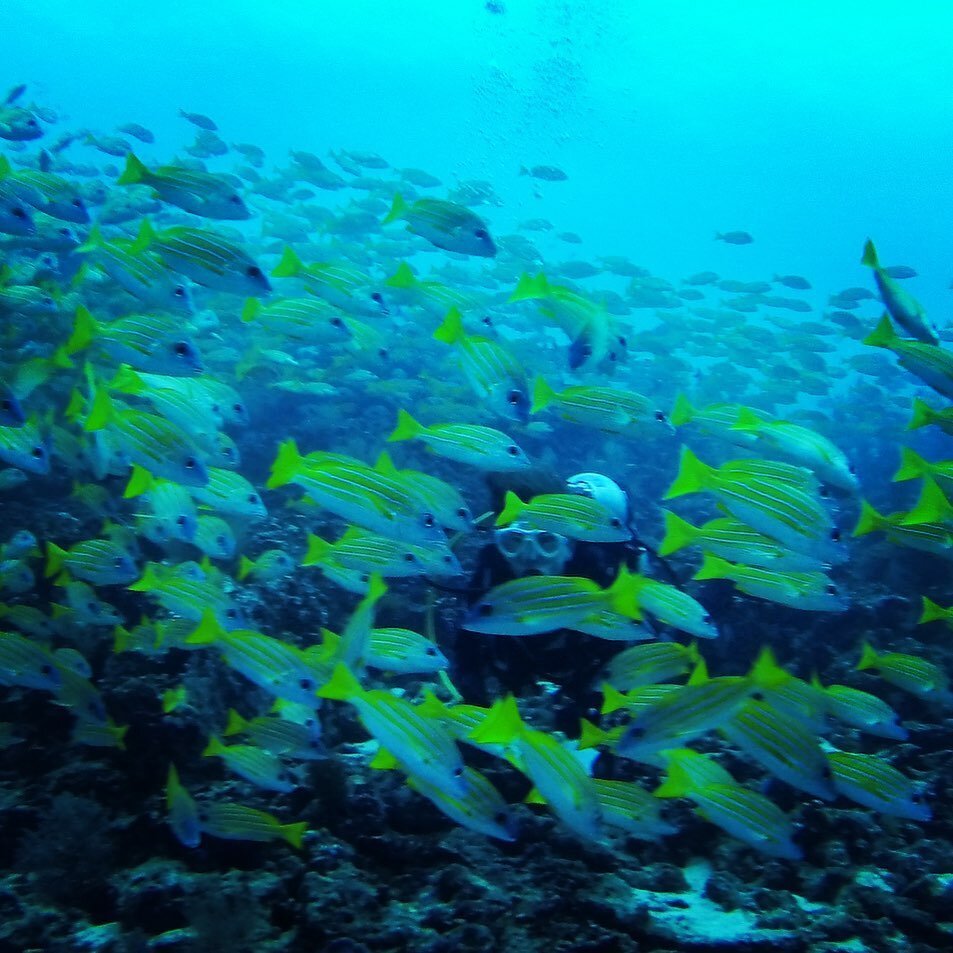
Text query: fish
118 153 250 220
531 377 667 434
602 641 700 692
463 566 642 636
45 538 138 586
383 193 496 257
179 109 218 131
519 164 568 181
495 491 631 543
318 662 468 797
861 240 937 344
856 642 951 701
826 750 930 820
166 764 201 848
654 748 801 860
198 802 308 848
715 231 753 244
387 410 531 471
202 736 298 793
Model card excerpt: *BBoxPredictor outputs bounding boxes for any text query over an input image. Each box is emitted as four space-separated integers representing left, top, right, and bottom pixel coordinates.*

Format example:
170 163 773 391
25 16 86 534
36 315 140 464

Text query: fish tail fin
382 192 408 225
240 297 262 323
184 607 228 645
386 262 418 290
658 509 699 556
530 375 557 414
653 750 697 798
224 708 248 736
123 464 155 499
495 490 525 527
599 683 630 716
281 821 308 849
860 238 879 269
117 152 148 186
578 717 610 749
853 499 889 537
907 398 936 431
302 533 331 567
468 694 523 745
66 305 97 355
271 245 304 278
856 641 880 671
749 646 791 689
201 736 227 758
44 542 67 579
237 555 255 581
316 661 363 701
75 223 104 254
893 447 928 482
692 552 731 581
663 446 712 499
918 596 950 625
508 270 550 303
112 624 131 653
605 565 644 621
433 306 465 344
131 216 156 253
387 408 422 442
82 383 113 432
901 476 953 526
669 393 695 427
266 438 304 489
862 313 898 349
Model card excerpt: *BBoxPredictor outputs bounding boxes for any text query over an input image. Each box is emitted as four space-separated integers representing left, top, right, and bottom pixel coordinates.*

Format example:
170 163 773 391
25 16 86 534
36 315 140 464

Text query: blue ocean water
2 2 953 951
7 0 953 303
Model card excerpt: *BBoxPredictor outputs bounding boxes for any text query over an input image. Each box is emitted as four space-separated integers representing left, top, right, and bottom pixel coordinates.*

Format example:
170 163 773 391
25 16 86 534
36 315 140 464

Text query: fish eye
443 554 454 564
849 465 856 475
173 341 190 356
233 402 245 415
702 613 712 624
216 535 227 548
826 583 838 595
1 399 10 411
457 507 469 519
247 493 259 504
370 292 383 303
476 602 493 617
40 663 53 676
654 411 666 422
830 529 842 543
11 207 26 219
403 552 417 562
31 446 45 458
184 457 197 469
330 316 343 327
246 265 263 277
426 646 437 656
506 445 520 456
299 677 315 690
88 602 100 614
378 347 389 360
27 119 37 126
226 608 237 619
610 517 621 527
174 286 186 297
114 557 125 567
452 766 464 777
751 691 765 702
474 228 489 239
229 194 242 203
618 336 628 347
422 513 436 528
493 811 508 825
176 515 187 525
507 389 522 405
72 198 83 207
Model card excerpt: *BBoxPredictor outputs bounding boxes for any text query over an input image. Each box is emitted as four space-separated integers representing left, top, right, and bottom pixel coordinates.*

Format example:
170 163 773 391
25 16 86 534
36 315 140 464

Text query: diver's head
494 520 573 576
566 472 634 532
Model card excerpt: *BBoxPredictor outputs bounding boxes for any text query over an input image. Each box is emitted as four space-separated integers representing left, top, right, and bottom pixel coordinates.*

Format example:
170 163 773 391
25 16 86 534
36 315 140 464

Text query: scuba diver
446 470 678 727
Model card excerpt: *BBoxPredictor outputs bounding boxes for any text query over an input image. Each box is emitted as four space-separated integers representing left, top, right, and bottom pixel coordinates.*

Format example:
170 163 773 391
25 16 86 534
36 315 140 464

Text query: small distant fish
684 271 719 285
84 133 132 157
519 164 568 182
0 106 42 141
179 109 218 131
882 265 917 280
117 123 155 144
715 231 753 245
773 274 812 290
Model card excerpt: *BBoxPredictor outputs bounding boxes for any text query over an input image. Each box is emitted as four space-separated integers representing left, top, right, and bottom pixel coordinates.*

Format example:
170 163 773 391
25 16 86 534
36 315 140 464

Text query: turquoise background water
6 0 952 312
